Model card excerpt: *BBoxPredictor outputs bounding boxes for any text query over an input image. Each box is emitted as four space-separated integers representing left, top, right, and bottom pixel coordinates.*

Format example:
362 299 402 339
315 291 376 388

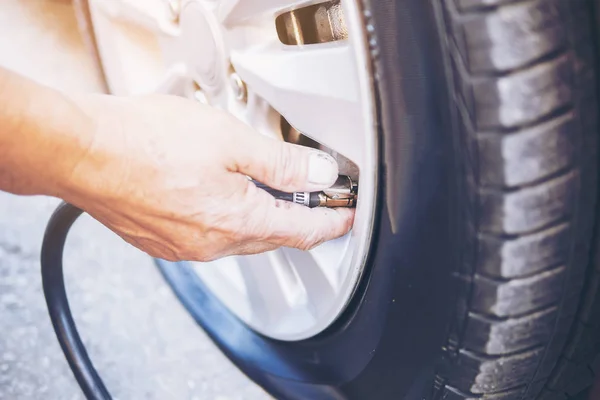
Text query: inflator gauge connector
252 175 358 208
319 175 358 208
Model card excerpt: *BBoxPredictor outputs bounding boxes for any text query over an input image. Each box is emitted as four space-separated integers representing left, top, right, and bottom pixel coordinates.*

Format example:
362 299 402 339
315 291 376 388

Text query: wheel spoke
282 248 337 318
153 64 189 96
230 40 365 164
88 0 181 95
308 234 350 288
218 0 319 25
237 253 292 325
268 250 308 307
90 0 178 36
242 92 284 140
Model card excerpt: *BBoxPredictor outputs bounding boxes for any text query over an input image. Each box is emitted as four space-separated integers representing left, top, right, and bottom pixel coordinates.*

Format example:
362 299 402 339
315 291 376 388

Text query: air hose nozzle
252 175 358 208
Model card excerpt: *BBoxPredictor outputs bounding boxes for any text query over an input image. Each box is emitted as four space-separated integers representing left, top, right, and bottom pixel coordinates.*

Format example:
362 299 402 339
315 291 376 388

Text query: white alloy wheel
83 0 378 340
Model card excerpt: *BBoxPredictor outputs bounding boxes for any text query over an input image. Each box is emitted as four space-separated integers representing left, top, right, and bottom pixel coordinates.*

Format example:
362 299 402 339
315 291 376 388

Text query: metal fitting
318 175 358 207
229 72 247 102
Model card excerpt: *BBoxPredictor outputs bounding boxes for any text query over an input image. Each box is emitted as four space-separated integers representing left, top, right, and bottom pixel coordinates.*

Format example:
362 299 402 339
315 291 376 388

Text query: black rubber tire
433 0 600 399
76 0 600 399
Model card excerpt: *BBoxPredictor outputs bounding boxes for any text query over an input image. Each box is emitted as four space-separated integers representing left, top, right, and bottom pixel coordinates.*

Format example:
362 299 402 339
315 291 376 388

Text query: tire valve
252 175 358 208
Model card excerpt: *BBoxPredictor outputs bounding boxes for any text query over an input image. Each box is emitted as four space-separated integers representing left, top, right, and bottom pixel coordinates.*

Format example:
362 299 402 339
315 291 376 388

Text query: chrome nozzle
318 175 358 207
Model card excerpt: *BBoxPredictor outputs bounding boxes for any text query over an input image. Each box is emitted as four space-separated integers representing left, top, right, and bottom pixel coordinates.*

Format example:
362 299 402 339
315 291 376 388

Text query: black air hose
41 202 111 400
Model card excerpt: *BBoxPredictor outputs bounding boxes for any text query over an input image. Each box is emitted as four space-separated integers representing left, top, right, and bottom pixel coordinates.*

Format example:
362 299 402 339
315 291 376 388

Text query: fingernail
308 151 338 187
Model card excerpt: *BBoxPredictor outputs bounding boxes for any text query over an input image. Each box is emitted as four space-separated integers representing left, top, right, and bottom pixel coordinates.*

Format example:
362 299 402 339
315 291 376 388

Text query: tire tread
433 0 600 398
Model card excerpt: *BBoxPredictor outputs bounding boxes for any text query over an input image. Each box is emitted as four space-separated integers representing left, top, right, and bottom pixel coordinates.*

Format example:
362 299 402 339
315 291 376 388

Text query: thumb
234 135 339 192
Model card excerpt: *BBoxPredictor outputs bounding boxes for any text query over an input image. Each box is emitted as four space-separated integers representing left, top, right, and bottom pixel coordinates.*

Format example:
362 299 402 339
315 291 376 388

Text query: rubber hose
41 202 111 400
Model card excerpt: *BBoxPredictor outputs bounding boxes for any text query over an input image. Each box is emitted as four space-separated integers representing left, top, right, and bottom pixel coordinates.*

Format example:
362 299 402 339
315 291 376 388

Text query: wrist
50 93 128 206
34 92 99 200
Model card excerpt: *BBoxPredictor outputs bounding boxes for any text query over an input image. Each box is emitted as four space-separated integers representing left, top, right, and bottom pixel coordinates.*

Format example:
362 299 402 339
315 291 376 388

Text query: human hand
61 94 355 261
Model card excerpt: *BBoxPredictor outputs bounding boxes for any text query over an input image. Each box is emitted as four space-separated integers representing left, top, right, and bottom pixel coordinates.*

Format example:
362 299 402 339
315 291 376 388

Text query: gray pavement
0 1 268 399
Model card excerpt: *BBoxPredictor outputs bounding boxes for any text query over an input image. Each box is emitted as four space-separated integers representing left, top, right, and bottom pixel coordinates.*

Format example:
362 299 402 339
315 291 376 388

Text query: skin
0 67 354 262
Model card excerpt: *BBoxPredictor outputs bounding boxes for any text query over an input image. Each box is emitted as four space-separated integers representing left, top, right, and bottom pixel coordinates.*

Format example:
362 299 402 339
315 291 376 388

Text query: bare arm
0 67 94 197
0 67 354 261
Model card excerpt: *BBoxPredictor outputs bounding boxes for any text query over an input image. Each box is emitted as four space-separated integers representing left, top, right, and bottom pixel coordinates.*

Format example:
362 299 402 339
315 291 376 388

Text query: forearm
0 67 94 197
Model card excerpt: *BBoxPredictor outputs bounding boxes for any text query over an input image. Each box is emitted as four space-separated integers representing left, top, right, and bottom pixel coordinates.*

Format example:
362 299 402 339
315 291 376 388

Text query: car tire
74 0 600 399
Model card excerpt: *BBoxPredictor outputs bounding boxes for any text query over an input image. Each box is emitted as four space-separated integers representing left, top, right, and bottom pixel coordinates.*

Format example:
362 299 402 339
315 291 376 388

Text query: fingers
232 134 339 193
266 202 355 250
240 184 355 251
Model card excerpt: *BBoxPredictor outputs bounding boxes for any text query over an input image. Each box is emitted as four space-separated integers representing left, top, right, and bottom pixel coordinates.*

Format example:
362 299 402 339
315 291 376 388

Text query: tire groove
473 261 565 283
468 302 561 322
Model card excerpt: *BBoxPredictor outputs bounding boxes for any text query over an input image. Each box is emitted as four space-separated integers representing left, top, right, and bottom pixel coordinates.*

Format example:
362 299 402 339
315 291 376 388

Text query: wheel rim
86 0 378 340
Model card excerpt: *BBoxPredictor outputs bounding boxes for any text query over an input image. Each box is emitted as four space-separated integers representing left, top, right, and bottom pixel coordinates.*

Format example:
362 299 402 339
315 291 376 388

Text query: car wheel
73 0 600 399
